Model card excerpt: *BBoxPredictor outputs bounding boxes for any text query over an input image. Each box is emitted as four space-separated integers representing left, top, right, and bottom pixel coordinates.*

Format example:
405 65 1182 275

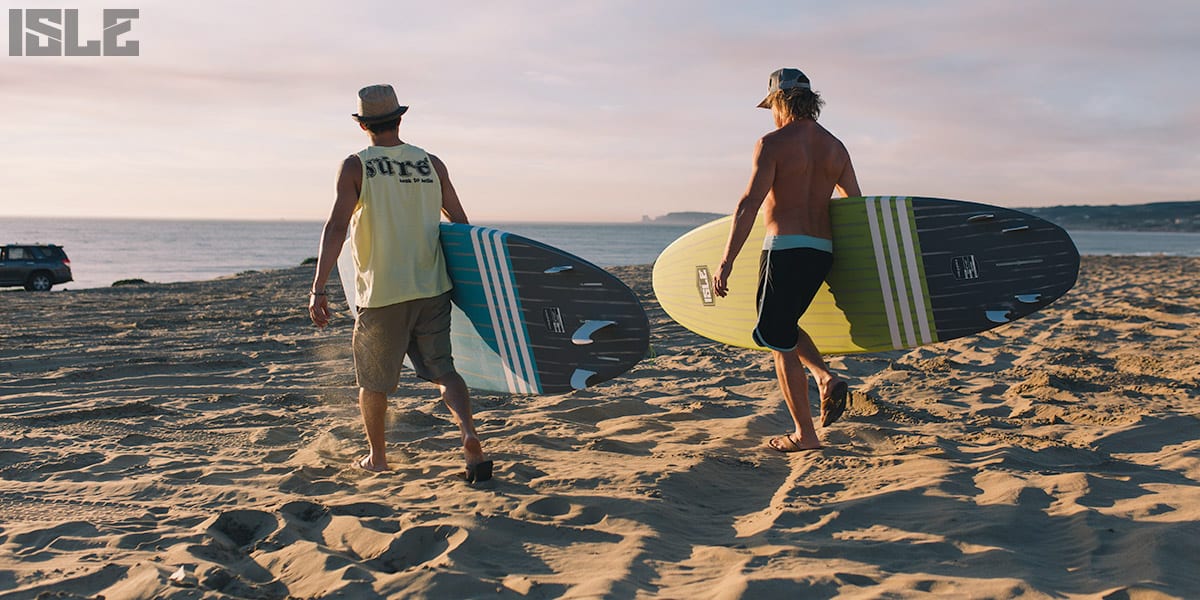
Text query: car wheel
25 272 53 292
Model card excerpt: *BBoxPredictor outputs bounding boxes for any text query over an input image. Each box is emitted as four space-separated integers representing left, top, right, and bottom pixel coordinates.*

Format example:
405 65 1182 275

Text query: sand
1 255 1198 599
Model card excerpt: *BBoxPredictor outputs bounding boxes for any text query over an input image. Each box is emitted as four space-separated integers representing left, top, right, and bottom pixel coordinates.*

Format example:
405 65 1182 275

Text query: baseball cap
757 68 811 109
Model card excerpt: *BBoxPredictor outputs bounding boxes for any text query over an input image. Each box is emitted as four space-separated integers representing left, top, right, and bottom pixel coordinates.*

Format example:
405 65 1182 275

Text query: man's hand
713 262 733 298
309 294 331 328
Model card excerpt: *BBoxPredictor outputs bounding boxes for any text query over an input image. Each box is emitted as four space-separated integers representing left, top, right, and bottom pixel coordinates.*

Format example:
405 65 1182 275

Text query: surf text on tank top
349 144 451 308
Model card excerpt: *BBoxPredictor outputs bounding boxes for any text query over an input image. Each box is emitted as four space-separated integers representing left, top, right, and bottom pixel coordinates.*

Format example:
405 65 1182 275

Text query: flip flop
767 433 820 453
356 455 389 473
463 460 494 483
821 380 849 427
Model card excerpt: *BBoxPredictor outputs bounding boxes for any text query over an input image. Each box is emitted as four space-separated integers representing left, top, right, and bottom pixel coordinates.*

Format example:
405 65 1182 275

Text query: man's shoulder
757 125 806 153
765 122 845 149
757 128 786 155
760 121 810 143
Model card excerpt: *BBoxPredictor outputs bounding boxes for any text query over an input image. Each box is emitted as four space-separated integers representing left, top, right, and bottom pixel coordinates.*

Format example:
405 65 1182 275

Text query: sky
1 0 1197 222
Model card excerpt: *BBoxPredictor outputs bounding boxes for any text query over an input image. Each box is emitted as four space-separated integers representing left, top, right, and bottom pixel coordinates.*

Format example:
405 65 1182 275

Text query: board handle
572 320 617 345
544 265 574 274
1002 225 1031 233
967 213 996 222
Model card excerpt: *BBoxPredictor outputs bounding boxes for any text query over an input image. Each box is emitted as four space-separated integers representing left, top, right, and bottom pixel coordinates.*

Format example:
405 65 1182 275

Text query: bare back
714 113 862 300
759 119 860 239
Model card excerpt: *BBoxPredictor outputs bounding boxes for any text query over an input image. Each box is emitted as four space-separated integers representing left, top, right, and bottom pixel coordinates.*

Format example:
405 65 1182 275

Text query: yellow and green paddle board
651 196 1079 354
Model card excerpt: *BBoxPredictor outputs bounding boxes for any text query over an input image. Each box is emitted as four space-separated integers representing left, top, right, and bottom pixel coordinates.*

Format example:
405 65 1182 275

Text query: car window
29 247 46 259
8 247 27 260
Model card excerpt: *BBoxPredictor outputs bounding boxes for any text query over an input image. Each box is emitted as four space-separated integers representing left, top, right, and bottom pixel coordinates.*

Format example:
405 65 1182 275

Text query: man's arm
431 154 468 224
834 151 861 198
713 138 775 298
309 154 361 328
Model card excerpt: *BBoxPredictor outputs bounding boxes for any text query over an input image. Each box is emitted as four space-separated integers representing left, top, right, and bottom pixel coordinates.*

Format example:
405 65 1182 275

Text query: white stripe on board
893 197 933 345
865 197 902 349
482 228 533 394
880 198 917 347
487 229 539 393
472 227 522 393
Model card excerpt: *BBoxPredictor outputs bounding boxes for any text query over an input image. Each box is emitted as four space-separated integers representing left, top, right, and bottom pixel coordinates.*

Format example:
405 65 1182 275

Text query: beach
1 255 1198 599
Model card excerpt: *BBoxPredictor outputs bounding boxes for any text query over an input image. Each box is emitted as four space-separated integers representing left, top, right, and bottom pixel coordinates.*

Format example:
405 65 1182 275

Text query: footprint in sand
277 465 352 495
327 501 395 518
279 500 330 525
205 509 279 550
523 497 608 526
369 525 469 574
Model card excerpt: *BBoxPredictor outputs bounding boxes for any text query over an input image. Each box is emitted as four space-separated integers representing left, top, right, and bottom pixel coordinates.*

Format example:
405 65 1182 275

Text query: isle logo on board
695 266 715 306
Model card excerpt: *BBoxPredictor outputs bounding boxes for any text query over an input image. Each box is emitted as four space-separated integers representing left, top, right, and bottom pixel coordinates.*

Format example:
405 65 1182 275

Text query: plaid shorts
352 292 456 393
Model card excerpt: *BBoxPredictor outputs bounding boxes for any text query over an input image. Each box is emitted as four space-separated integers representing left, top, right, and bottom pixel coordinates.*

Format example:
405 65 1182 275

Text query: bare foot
767 433 821 453
357 454 389 473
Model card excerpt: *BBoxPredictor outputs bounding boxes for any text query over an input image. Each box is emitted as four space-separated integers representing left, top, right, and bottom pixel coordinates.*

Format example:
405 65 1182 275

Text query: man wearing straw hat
308 84 492 483
712 68 861 453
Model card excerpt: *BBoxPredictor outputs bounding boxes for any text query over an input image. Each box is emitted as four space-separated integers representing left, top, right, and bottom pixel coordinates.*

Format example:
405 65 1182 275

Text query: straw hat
351 84 409 123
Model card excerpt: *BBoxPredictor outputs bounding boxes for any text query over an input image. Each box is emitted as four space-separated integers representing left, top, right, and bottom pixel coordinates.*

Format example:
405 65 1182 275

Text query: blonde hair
768 88 824 121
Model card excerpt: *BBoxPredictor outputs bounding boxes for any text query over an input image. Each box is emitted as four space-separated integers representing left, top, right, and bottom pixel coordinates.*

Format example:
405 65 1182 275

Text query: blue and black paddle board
339 223 650 394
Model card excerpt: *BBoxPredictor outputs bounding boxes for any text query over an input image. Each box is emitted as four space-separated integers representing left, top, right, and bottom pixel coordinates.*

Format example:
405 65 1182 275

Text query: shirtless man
712 68 862 452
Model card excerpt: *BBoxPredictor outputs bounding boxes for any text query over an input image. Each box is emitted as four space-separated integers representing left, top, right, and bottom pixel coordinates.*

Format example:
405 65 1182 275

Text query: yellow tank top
349 144 451 307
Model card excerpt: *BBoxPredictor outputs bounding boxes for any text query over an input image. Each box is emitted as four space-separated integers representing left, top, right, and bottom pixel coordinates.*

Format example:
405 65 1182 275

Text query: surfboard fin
571 320 617 345
1016 294 1042 304
986 310 1012 324
570 369 597 390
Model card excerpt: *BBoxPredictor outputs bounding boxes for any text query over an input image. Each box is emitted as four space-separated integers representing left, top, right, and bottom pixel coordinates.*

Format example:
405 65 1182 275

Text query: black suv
0 244 73 291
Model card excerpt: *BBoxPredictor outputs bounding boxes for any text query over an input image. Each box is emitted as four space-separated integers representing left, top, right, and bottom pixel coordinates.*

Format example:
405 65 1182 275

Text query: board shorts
352 291 456 393
753 235 834 352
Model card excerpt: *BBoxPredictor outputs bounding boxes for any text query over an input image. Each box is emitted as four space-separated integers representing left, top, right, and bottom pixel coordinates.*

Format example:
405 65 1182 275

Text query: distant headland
1020 201 1200 232
640 201 1200 232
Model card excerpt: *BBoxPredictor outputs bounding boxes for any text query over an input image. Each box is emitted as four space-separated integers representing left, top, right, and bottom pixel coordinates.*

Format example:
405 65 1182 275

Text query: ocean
1 217 1198 290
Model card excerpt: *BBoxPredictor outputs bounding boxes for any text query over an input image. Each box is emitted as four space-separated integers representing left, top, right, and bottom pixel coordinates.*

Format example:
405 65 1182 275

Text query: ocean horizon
2 217 1198 290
